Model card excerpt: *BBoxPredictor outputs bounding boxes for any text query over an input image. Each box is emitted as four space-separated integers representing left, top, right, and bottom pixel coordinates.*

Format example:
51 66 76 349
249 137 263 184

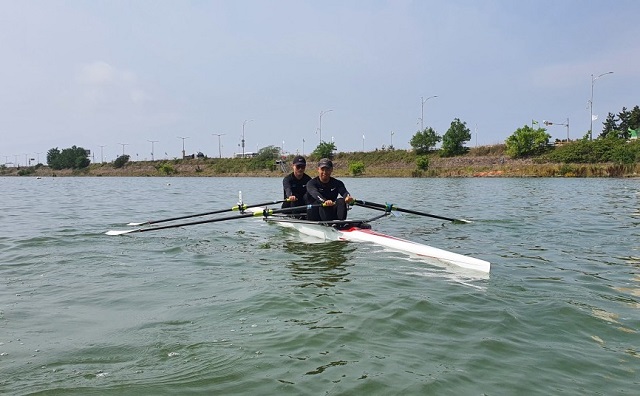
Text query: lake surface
1 176 638 395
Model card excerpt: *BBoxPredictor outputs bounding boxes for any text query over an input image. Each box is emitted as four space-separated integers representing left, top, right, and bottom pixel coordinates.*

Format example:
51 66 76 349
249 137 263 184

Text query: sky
1 0 639 165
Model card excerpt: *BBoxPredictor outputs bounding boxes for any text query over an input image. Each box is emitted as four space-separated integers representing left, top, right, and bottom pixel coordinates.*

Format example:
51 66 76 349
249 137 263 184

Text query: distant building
234 152 258 158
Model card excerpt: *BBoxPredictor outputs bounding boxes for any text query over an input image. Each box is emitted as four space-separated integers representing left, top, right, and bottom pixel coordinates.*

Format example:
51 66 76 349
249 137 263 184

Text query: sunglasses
294 164 306 169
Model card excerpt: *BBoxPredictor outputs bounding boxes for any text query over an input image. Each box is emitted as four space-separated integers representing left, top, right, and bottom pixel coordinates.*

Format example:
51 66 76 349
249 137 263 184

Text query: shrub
18 168 35 176
349 161 365 176
416 155 429 171
505 126 551 158
156 162 176 175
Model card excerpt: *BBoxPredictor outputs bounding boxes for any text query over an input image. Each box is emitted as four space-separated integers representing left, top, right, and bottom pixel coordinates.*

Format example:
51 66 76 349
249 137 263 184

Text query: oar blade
127 221 147 226
105 228 139 236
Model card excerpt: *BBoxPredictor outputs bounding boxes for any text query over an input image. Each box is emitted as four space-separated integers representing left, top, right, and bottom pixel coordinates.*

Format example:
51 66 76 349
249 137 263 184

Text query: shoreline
3 155 639 178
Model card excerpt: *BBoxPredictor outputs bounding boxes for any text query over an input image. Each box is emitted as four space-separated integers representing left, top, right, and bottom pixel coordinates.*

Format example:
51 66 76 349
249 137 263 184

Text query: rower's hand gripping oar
126 199 287 226
353 200 472 224
106 204 315 236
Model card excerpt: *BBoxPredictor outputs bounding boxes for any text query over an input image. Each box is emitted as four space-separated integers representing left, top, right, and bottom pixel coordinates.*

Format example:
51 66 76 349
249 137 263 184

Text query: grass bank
3 145 639 178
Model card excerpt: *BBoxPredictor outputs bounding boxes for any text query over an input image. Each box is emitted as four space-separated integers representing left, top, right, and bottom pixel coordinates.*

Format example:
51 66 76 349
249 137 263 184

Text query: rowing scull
264 216 490 273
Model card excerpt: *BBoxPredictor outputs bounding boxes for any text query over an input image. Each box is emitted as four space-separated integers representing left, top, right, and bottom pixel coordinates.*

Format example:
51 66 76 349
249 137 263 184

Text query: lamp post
117 143 128 157
420 95 438 131
362 134 365 151
319 109 333 143
390 131 394 148
212 133 225 158
99 145 106 163
242 120 252 157
147 140 158 161
177 136 189 158
302 138 305 156
589 71 613 140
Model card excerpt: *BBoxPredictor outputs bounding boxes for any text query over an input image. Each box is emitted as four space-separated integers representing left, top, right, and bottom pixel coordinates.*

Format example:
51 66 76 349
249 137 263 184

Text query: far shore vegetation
4 105 639 178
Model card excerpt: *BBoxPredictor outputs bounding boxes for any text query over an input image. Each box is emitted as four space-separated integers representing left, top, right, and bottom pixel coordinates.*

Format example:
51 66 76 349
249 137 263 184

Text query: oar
106 205 311 236
353 199 471 224
126 199 287 226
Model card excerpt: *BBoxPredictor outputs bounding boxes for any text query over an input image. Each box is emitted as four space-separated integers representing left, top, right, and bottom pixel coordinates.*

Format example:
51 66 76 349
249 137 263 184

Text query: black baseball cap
292 155 306 166
318 158 333 169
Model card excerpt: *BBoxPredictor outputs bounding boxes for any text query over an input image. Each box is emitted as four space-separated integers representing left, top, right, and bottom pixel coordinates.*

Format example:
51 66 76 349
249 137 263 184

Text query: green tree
505 125 551 158
441 118 471 157
114 155 130 168
618 107 631 138
410 127 441 154
600 112 619 139
312 141 336 159
250 145 281 170
47 146 90 170
630 105 640 130
47 148 61 168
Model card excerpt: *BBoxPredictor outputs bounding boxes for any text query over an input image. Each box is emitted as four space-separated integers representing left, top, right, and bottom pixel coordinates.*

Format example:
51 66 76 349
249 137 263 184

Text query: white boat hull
271 220 490 273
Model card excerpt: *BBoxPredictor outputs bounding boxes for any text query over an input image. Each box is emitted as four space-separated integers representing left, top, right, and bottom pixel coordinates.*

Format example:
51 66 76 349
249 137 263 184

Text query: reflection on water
283 240 356 288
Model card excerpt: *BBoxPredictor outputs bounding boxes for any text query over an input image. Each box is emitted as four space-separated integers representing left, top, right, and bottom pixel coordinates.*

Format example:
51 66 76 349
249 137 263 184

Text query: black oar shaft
354 200 469 223
137 199 286 225
128 205 310 234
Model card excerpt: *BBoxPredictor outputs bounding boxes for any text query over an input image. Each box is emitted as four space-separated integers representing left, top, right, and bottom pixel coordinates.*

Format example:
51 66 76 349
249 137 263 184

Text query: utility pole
212 133 225 158
242 120 252 158
420 95 438 131
148 140 158 161
543 119 570 141
177 136 189 159
319 109 333 143
589 71 613 140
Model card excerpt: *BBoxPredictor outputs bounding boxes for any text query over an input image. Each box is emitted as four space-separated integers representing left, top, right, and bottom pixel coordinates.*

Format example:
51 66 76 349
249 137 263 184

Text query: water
1 177 638 395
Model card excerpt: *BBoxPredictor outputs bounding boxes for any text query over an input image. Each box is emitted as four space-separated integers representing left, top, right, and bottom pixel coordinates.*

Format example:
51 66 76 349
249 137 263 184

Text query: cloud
76 61 117 85
74 61 151 105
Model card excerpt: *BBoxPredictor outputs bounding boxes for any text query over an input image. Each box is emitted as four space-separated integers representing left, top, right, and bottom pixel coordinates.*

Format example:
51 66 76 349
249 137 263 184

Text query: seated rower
282 155 311 217
305 158 354 221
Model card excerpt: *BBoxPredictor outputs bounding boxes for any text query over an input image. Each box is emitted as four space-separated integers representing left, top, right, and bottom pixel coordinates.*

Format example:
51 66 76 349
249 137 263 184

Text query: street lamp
177 136 189 158
212 133 225 158
362 134 365 151
147 140 158 161
319 109 333 143
390 131 394 148
420 95 438 131
242 120 252 157
117 143 128 157
589 71 613 140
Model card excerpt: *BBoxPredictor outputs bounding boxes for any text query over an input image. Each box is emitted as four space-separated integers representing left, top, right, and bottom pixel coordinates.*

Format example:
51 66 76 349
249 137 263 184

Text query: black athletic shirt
282 172 312 202
305 176 350 204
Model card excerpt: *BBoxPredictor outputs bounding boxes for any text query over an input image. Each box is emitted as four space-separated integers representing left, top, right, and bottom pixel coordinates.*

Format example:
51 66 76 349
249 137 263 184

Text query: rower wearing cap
305 158 354 221
282 155 312 209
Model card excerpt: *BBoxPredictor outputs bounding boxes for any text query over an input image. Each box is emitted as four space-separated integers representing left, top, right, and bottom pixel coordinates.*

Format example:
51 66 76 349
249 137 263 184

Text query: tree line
29 104 640 173
408 105 639 164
